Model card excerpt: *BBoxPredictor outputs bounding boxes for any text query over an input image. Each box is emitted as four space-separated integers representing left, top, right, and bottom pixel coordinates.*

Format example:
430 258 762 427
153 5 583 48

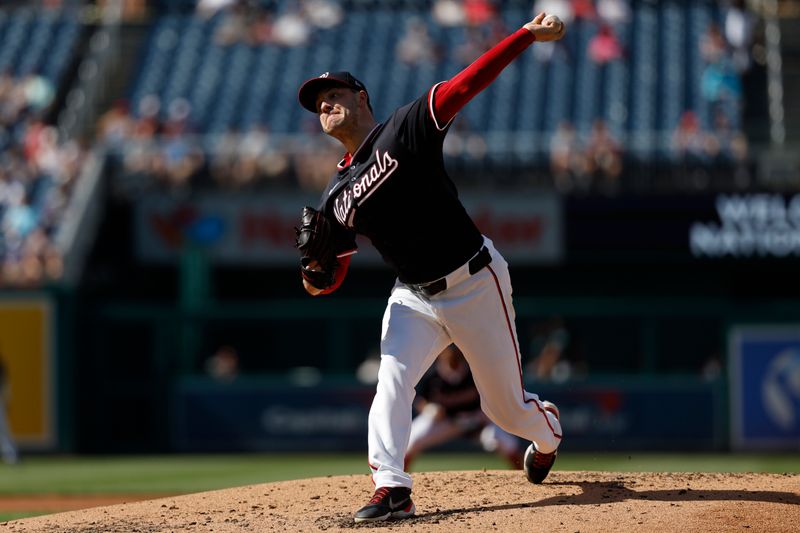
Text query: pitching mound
3 471 799 532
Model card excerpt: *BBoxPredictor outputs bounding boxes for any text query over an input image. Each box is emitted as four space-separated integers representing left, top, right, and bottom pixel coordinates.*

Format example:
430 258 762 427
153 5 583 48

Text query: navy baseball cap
298 71 371 113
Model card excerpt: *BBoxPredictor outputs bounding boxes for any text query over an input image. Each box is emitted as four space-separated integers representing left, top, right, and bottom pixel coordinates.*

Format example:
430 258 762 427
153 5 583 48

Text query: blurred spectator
549 120 588 192
151 102 204 191
97 99 135 149
596 0 631 26
292 136 342 192
212 0 283 47
671 110 718 187
406 344 523 471
271 4 311 47
247 8 274 46
300 0 343 30
525 317 585 384
588 24 624 64
700 22 727 65
432 0 466 27
247 126 290 185
209 127 241 188
571 0 596 20
723 0 757 73
3 193 36 240
396 17 441 65
671 110 710 161
699 20 743 129
230 124 288 188
463 0 498 27
709 108 750 187
134 94 162 138
701 57 742 121
213 1 250 46
95 0 147 20
205 345 240 383
197 0 236 18
585 119 623 191
443 116 488 164
21 74 55 113
0 355 19 465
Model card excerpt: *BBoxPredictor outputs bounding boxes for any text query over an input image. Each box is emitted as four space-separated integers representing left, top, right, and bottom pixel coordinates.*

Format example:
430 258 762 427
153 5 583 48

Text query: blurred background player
405 344 523 470
0 355 19 465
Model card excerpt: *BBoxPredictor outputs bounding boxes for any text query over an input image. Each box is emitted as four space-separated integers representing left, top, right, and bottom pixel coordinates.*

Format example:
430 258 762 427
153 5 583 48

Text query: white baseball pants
367 237 563 489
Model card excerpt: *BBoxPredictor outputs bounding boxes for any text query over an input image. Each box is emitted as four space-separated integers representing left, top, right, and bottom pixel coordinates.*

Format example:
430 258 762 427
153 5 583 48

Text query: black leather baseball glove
294 206 337 289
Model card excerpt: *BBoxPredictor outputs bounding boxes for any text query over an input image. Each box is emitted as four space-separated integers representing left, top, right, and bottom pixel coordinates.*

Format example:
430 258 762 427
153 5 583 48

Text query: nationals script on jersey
318 85 485 284
332 149 399 227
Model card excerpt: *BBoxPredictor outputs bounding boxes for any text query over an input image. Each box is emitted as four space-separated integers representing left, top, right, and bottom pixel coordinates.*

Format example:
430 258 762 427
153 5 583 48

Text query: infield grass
0 452 797 496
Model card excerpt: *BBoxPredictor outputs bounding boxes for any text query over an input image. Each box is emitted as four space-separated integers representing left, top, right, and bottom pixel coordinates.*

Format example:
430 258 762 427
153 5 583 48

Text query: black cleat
353 486 415 523
524 401 560 484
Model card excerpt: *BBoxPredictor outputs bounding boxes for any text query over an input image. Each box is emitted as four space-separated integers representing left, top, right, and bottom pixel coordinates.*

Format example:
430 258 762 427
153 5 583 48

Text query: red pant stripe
487 265 561 440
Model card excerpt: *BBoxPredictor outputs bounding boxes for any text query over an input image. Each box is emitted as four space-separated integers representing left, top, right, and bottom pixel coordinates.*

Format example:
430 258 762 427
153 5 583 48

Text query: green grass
0 512 48 522
0 452 797 496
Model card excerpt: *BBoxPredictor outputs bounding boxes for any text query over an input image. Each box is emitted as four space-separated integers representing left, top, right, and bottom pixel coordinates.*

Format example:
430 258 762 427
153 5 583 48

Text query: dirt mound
2 471 798 532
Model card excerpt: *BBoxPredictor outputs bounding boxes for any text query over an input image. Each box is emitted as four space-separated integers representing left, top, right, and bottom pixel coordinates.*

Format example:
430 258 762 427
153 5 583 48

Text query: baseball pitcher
294 10 566 523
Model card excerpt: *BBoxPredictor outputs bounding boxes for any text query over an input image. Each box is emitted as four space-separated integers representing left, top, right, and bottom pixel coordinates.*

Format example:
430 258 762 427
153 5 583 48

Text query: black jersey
318 86 484 284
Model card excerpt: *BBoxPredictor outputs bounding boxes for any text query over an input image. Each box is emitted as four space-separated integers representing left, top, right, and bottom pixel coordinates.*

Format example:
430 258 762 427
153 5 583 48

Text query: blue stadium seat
659 2 686 137
573 19 600 133
0 9 33 75
42 15 80 82
207 44 256 133
117 1 745 170
130 15 183 115
160 15 207 111
238 46 281 131
543 58 572 135
628 2 659 156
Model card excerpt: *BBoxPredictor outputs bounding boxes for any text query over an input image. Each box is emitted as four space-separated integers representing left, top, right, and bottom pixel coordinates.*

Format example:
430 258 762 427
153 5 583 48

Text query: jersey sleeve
392 89 451 157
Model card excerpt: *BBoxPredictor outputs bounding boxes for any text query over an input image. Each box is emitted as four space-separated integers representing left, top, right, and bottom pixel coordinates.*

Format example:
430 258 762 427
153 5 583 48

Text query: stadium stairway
87 19 151 138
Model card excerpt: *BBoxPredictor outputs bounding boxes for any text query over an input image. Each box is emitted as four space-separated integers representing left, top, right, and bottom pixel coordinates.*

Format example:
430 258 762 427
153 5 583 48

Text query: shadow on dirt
333 477 800 529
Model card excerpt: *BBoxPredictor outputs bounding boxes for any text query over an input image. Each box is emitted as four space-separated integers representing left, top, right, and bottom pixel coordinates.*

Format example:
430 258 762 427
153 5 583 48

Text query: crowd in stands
0 74 87 287
198 0 344 47
98 95 346 193
100 0 761 194
0 1 771 288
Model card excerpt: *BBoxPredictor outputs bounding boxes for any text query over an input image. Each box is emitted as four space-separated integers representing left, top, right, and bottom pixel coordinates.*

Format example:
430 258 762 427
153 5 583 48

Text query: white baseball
543 14 563 31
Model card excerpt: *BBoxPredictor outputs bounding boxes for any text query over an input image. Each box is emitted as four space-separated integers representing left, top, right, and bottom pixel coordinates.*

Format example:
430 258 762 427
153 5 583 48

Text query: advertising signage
134 191 563 265
567 193 800 262
135 192 800 267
